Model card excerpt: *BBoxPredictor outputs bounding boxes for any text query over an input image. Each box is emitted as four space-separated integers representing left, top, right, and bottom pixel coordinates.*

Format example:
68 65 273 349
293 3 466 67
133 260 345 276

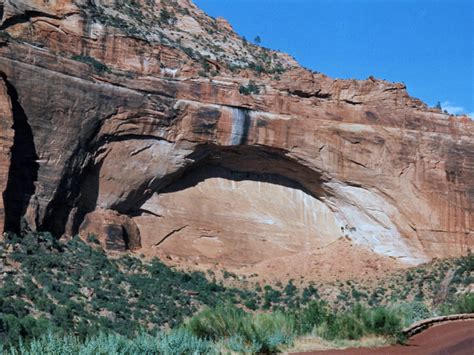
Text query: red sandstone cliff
0 0 472 274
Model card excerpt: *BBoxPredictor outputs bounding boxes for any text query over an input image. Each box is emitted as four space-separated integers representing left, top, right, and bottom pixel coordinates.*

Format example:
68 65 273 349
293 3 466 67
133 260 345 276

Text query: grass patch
187 305 295 353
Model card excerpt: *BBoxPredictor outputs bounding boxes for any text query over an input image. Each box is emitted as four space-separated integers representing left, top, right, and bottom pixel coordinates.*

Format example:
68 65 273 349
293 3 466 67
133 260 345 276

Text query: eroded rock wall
0 76 14 236
0 0 472 270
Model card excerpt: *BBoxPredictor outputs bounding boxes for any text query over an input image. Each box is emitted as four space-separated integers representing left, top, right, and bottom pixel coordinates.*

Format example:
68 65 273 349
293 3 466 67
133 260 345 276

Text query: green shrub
3 330 217 354
244 298 258 311
186 305 294 353
297 300 330 333
440 293 474 315
370 307 403 336
250 312 295 352
301 284 319 303
296 302 402 341
187 305 245 340
239 80 260 95
157 328 218 354
159 8 177 25
226 334 261 353
396 302 432 326
71 55 110 74
86 234 100 245
329 313 365 340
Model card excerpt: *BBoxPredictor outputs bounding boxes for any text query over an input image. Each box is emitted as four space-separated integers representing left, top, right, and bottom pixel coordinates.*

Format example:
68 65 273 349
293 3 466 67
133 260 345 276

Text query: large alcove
78 142 425 269
134 165 341 266
131 145 342 266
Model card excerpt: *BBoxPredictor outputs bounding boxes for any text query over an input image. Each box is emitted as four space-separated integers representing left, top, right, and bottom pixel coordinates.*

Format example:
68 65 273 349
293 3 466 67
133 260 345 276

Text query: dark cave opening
1 75 39 234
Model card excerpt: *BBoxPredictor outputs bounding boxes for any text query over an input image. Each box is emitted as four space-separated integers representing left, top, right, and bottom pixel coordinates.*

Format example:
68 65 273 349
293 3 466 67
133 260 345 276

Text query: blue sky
194 0 473 116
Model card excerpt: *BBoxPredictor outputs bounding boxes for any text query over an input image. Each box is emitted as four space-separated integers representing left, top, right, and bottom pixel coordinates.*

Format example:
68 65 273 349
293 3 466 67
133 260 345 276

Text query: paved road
296 319 474 354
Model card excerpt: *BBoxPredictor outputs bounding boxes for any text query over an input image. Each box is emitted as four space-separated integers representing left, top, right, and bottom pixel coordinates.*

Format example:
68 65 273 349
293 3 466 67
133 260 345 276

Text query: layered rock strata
0 0 472 271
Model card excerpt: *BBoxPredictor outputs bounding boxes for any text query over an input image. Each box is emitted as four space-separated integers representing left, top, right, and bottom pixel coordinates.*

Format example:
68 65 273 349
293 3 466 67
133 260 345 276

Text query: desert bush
328 313 365 340
396 302 432 326
297 300 330 334
71 55 110 74
239 80 260 95
186 305 294 353
2 330 217 354
440 293 474 315
295 302 402 341
2 230 469 352
369 307 403 336
157 328 218 354
187 305 242 340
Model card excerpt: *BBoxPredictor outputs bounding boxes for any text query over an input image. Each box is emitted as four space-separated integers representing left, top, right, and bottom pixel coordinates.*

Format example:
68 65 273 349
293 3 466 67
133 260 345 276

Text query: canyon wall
0 0 472 271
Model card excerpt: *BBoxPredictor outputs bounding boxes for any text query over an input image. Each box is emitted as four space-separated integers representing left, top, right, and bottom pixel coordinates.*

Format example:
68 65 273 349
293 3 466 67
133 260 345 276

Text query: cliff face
0 0 472 273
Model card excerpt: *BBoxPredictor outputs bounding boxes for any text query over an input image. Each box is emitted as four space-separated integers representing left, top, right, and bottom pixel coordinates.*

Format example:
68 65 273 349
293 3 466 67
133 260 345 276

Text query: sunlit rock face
134 167 341 266
132 164 429 267
0 0 472 273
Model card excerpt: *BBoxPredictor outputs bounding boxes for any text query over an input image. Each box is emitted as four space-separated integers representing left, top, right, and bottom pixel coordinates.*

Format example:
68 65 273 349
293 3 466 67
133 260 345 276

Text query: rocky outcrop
0 0 472 272
79 209 141 251
0 76 14 235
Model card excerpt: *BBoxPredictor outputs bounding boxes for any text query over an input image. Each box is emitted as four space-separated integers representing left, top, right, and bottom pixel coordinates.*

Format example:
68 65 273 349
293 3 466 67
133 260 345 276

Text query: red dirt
159 238 404 284
295 319 474 355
